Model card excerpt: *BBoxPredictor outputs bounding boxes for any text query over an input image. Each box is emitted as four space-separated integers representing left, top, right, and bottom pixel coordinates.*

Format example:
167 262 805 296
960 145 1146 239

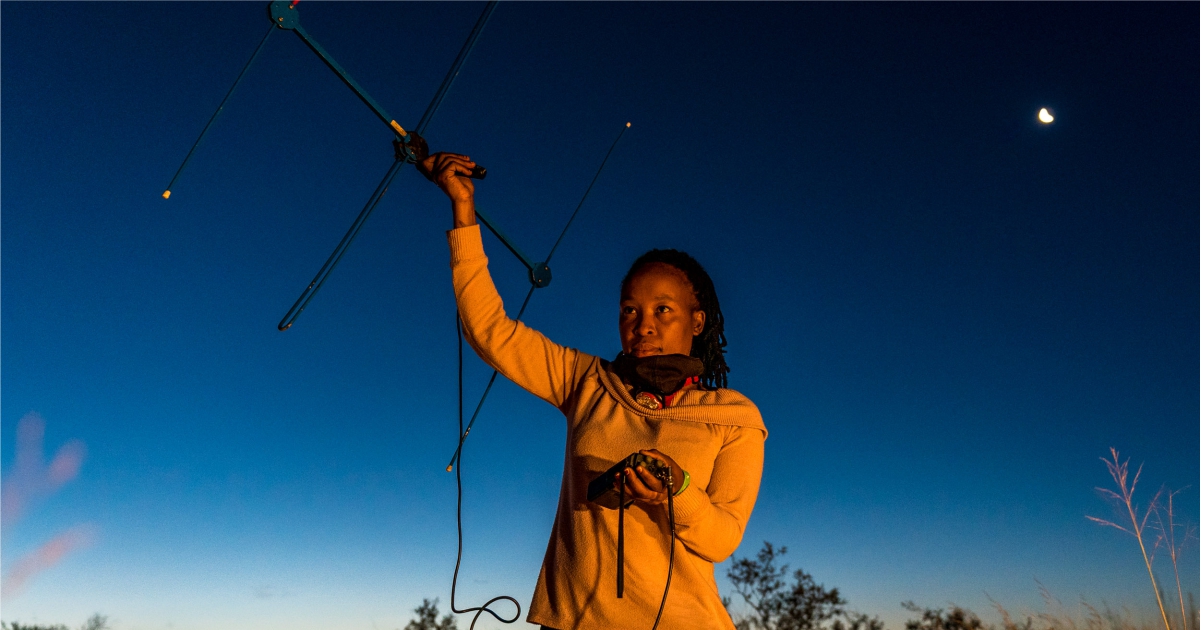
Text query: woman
422 152 766 630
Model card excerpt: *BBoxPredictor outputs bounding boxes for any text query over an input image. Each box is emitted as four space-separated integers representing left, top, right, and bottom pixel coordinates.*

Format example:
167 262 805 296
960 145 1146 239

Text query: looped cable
451 313 522 630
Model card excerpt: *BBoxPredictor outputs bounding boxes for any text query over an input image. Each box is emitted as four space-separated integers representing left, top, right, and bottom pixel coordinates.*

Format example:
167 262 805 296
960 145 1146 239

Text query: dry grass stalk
1085 448 1170 630
989 595 1030 630
991 586 1166 630
1151 487 1196 630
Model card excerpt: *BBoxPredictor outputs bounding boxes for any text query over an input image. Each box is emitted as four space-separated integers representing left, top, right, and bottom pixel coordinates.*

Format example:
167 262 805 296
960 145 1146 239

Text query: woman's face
619 263 706 358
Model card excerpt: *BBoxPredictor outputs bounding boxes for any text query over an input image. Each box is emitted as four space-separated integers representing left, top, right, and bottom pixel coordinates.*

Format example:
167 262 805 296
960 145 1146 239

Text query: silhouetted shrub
403 598 457 630
725 541 883 630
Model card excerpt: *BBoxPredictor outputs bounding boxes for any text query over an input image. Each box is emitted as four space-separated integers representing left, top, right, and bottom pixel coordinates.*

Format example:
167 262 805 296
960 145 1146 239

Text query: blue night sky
2 3 1196 629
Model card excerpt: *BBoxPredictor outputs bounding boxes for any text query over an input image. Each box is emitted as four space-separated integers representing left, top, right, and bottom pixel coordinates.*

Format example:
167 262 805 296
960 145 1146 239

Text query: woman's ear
692 310 706 336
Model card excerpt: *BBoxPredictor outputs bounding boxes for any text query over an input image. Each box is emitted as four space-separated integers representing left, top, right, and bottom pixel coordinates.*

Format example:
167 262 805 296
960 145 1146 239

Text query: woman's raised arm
428 152 586 409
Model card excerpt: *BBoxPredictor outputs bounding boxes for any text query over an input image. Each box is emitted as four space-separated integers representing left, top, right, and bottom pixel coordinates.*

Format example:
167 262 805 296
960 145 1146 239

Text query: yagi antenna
161 0 632 463
163 1 536 331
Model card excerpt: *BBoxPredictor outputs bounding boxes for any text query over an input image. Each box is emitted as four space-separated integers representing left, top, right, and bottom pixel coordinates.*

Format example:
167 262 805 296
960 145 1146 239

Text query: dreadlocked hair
621 249 730 389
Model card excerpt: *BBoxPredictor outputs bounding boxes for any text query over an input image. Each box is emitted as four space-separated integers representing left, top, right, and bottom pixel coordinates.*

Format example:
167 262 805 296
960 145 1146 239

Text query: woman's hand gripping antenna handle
402 132 487 181
419 150 481 229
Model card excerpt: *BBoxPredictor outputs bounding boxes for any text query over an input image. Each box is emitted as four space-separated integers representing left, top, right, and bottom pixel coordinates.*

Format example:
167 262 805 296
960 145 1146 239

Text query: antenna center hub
268 1 299 30
530 263 552 288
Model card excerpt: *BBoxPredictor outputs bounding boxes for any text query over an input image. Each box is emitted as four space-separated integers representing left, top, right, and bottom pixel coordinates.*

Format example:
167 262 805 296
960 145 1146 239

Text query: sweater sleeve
669 425 765 563
449 225 583 409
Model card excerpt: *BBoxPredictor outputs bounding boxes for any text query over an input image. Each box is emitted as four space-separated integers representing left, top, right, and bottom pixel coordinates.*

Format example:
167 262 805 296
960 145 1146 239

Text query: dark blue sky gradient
3 3 1197 628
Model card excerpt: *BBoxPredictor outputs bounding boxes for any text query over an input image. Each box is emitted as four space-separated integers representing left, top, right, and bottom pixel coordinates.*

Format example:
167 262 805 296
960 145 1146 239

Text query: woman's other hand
420 151 477 228
616 449 687 506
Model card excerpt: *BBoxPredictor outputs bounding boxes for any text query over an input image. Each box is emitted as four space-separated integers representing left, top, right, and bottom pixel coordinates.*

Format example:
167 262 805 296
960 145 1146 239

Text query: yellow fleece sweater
449 226 766 630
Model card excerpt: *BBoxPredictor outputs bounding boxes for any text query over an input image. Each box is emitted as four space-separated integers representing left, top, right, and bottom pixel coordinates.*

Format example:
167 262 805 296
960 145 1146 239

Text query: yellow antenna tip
626 122 631 127
446 465 454 472
162 190 171 199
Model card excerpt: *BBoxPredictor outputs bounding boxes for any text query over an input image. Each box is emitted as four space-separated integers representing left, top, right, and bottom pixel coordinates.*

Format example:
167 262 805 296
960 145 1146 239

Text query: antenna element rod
162 25 275 199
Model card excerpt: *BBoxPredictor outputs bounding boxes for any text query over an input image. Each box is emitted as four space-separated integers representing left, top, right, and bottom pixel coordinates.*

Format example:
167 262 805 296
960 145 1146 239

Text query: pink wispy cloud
1 524 96 599
2 411 93 599
2 412 87 526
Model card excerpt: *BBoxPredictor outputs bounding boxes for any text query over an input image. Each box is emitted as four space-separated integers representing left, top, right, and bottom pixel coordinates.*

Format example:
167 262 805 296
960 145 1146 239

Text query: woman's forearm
671 428 765 562
453 198 477 229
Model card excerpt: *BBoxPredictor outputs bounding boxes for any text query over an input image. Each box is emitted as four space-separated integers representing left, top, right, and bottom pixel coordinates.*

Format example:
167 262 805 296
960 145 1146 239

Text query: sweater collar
598 359 767 435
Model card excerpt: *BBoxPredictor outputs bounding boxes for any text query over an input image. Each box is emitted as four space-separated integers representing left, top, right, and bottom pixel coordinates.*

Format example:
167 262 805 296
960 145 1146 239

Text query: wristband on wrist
673 469 691 496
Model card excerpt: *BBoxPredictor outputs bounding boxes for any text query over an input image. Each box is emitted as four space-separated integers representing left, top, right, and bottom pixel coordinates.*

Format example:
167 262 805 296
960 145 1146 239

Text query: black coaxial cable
451 313 522 630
